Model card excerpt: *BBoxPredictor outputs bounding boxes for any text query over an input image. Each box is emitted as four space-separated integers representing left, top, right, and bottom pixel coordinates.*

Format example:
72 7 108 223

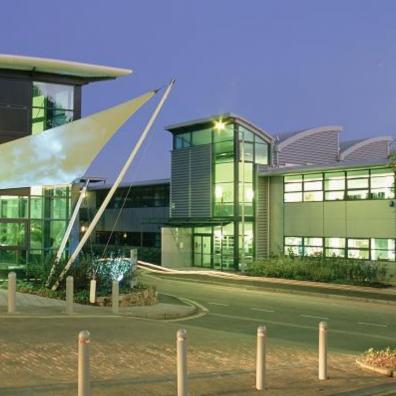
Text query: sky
2 0 396 183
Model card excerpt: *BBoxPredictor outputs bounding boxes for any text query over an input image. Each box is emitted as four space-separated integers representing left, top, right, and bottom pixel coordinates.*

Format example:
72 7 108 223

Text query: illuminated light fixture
215 185 223 199
123 233 127 239
214 120 226 131
81 225 87 233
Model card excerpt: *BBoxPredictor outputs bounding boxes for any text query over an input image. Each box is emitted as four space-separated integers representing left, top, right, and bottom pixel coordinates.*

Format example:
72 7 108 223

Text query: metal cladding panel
256 176 269 259
278 130 339 165
170 145 212 218
343 141 389 161
171 149 190 217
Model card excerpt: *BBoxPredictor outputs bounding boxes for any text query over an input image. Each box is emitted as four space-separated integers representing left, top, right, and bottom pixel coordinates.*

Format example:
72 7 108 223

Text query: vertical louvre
171 149 190 217
256 176 269 258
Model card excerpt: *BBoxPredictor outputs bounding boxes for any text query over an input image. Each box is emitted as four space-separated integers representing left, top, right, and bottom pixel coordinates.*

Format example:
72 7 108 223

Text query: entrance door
193 235 212 268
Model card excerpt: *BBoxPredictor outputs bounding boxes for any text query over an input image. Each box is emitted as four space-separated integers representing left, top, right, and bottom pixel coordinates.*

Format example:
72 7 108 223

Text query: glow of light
215 185 223 199
81 225 87 233
214 120 225 131
123 233 127 239
246 189 254 201
214 229 223 239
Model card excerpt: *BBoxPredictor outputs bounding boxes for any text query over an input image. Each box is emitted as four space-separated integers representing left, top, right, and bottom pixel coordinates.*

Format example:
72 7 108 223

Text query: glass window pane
240 142 254 162
347 170 369 179
325 238 346 248
33 82 74 110
213 123 234 142
325 248 345 258
238 126 254 142
214 203 234 216
348 239 369 249
214 141 234 162
325 191 345 200
239 183 254 202
175 133 191 149
348 249 369 259
304 181 322 191
215 162 234 183
372 250 395 261
284 192 302 202
284 246 302 255
370 168 394 176
304 237 323 246
347 178 369 189
303 191 323 202
325 172 345 190
371 188 394 199
285 175 302 182
215 183 234 202
305 246 323 256
285 182 302 192
304 173 322 181
255 143 268 165
371 238 395 250
192 129 211 146
371 175 394 188
238 162 253 182
347 190 369 200
285 237 302 246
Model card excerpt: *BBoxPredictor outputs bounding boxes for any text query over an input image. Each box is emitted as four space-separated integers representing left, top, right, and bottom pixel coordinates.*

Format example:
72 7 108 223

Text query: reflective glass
304 237 323 246
305 246 323 256
33 82 74 110
285 182 302 192
304 181 322 191
215 162 234 183
238 162 253 182
255 143 268 165
371 188 394 199
240 142 254 162
348 239 369 249
303 191 323 202
347 178 369 189
285 237 302 246
325 248 345 257
284 192 302 202
325 191 345 200
325 238 346 248
213 123 234 142
192 129 212 146
346 190 369 200
348 249 369 259
325 172 345 190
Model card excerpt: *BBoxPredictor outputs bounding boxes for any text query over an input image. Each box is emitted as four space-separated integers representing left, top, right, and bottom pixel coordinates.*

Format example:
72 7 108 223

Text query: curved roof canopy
339 136 393 160
0 54 132 81
0 90 155 189
277 125 343 150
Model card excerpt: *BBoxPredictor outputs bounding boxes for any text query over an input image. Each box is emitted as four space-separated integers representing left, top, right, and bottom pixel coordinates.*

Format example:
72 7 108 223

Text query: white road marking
208 302 229 307
251 308 274 313
300 314 329 320
357 321 388 328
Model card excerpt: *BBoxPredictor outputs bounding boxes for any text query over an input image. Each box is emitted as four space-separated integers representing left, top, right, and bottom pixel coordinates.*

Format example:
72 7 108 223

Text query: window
371 239 395 261
325 238 346 257
303 237 323 256
347 238 370 259
284 237 303 255
325 172 345 201
283 168 395 202
192 128 212 146
174 133 191 149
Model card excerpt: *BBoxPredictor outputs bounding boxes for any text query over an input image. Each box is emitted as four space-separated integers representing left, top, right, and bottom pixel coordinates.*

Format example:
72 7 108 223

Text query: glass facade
284 236 396 261
0 80 76 273
172 120 270 270
284 168 395 202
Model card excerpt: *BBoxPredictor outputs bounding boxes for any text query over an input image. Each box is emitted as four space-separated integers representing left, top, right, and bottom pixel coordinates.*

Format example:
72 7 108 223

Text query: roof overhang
0 54 132 83
166 113 275 143
257 159 392 177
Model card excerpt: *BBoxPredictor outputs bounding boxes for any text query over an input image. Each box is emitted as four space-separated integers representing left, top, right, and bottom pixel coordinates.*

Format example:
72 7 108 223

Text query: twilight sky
2 0 396 183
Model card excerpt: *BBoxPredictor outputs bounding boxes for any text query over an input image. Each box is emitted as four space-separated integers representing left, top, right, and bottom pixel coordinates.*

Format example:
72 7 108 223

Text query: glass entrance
193 235 212 268
0 221 27 270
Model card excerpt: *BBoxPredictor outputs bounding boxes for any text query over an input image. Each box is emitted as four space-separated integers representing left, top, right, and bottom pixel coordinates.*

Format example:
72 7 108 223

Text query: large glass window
32 82 74 134
347 238 370 259
325 238 346 257
371 239 395 261
284 168 395 202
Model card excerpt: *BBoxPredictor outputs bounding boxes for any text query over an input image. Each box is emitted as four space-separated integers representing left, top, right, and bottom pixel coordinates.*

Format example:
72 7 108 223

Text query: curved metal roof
0 54 132 80
339 136 393 160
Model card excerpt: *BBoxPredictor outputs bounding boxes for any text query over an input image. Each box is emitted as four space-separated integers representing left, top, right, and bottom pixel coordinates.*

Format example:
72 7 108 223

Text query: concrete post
8 272 16 313
89 279 96 304
177 328 188 396
319 321 328 380
65 276 73 315
256 325 266 391
112 280 119 314
78 330 91 396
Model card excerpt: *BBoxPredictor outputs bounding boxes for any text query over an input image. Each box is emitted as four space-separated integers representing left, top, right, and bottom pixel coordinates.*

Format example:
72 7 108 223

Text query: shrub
246 255 389 286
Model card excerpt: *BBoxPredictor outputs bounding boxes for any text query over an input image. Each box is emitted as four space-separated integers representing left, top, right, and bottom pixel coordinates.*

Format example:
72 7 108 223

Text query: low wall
96 286 158 307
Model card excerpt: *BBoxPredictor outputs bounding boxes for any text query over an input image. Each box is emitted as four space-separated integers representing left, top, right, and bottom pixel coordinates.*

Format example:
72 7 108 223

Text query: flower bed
357 347 396 377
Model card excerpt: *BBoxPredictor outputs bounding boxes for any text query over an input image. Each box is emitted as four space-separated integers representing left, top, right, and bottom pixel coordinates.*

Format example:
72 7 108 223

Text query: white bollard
89 279 96 304
8 272 16 313
78 330 91 396
65 276 73 315
177 328 188 396
318 321 328 380
256 325 267 390
112 280 119 314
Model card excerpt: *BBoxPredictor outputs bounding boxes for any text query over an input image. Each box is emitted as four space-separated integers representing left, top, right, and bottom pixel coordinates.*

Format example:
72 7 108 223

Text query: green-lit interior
0 81 75 273
173 121 270 270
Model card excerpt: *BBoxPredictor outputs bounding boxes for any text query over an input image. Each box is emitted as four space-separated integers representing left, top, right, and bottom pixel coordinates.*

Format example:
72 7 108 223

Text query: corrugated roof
0 54 132 81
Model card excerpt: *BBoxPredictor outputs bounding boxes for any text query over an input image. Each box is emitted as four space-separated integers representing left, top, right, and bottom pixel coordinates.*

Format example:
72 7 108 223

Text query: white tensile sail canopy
0 89 155 190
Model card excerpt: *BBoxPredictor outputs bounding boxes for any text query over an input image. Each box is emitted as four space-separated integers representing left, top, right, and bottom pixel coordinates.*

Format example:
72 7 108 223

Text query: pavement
0 274 395 395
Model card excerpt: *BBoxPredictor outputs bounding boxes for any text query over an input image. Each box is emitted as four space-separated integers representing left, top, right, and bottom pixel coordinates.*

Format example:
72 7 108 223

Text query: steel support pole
66 276 73 315
78 330 91 396
112 280 119 314
319 321 328 380
8 272 16 313
177 328 188 396
256 325 266 390
89 279 96 304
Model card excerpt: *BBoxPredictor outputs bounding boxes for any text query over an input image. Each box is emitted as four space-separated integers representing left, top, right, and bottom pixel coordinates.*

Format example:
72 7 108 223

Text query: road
141 271 396 354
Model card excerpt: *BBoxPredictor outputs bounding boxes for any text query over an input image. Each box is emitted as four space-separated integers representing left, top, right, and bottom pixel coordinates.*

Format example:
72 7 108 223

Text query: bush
246 254 389 287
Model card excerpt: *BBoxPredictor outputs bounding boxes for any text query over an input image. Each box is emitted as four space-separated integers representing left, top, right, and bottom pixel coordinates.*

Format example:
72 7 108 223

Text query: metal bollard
8 272 16 313
256 325 267 390
78 330 91 396
89 279 96 304
318 321 328 380
66 276 74 315
112 280 119 314
177 328 188 396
